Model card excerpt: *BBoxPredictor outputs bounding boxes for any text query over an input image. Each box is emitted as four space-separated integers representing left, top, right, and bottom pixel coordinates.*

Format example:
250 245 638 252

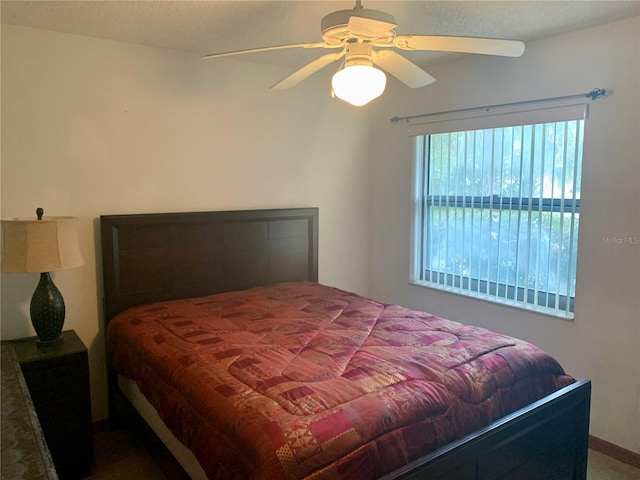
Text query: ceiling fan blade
373 50 436 88
348 15 397 38
201 42 333 60
271 51 345 90
393 35 525 57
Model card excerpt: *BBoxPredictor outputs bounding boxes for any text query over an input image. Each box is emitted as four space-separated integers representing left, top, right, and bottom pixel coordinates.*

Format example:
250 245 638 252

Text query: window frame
410 103 587 319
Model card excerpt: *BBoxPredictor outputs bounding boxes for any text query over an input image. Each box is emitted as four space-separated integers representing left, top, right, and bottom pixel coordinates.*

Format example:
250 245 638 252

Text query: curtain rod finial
587 88 609 100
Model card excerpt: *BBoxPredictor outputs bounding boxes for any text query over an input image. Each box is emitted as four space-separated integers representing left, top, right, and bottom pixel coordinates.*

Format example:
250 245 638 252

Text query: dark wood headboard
100 208 318 321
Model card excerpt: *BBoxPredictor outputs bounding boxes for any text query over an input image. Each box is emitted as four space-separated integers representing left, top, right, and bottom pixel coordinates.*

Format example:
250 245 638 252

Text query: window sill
409 280 575 322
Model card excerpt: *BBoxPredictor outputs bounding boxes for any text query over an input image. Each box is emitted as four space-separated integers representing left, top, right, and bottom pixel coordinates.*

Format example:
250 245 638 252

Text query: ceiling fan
202 1 525 106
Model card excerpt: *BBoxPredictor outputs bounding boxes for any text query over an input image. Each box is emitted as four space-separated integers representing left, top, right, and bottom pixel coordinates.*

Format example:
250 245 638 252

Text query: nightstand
10 330 93 479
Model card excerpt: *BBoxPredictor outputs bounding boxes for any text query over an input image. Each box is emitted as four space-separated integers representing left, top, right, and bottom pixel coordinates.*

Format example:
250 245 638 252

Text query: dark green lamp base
30 272 66 346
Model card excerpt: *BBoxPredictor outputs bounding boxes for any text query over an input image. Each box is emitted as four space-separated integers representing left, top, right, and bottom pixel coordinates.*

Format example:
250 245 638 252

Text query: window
411 103 586 318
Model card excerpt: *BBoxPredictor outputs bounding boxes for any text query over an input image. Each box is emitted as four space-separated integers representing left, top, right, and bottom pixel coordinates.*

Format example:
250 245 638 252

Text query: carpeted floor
587 449 640 480
88 429 640 479
89 429 167 480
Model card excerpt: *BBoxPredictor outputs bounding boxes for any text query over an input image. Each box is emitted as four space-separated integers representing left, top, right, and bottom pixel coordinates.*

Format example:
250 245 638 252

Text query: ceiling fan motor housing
342 43 375 67
321 8 397 44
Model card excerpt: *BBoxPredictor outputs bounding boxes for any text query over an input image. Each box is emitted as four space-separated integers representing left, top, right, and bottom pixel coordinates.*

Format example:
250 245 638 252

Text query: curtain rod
390 88 610 124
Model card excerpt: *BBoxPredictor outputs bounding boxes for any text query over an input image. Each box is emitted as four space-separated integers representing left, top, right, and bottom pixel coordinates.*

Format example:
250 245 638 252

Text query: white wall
1 25 374 421
368 17 640 454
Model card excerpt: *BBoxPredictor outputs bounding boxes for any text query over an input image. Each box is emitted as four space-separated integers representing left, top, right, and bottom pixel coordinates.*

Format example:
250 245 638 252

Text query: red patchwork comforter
106 282 574 479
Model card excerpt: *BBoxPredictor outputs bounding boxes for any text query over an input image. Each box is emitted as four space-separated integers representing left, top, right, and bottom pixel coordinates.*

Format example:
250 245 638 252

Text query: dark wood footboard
384 379 591 480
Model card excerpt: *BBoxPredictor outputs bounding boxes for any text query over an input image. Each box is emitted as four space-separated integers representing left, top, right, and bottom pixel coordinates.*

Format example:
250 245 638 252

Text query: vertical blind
410 101 587 318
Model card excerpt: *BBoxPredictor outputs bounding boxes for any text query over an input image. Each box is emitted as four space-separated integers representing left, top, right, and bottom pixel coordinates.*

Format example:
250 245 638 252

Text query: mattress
106 282 574 479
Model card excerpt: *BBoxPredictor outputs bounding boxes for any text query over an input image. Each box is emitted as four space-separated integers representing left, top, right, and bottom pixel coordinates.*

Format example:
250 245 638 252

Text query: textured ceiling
2 1 640 69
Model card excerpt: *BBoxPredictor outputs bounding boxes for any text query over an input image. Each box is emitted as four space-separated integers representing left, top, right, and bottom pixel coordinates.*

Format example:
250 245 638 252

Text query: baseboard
589 435 640 469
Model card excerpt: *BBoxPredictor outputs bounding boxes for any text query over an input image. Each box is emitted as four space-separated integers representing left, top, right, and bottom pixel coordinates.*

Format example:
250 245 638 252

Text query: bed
101 207 591 480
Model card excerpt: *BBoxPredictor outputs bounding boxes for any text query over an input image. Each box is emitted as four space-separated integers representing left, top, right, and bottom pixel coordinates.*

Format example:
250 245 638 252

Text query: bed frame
101 207 591 480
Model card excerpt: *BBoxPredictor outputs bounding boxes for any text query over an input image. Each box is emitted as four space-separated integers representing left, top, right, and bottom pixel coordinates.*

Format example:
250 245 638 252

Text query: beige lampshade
1 216 85 273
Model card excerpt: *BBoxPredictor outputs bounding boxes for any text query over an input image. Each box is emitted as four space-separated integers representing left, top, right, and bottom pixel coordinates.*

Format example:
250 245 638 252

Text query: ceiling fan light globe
331 65 386 106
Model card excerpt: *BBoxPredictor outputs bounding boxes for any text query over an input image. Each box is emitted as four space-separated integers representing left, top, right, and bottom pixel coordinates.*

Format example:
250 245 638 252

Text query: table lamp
1 208 84 345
